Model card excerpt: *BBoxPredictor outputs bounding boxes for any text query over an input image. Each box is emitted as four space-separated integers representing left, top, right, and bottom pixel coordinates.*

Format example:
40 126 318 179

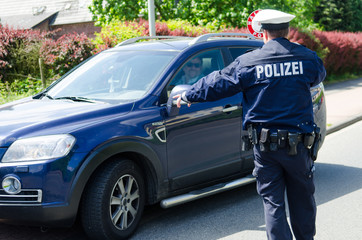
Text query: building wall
51 22 101 39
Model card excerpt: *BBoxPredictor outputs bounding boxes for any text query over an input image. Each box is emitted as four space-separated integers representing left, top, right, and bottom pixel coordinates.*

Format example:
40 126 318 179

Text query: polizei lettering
256 61 304 79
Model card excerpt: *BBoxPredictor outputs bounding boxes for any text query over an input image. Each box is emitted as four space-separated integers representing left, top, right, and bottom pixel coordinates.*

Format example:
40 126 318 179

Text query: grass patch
0 77 44 105
0 92 37 105
324 73 362 85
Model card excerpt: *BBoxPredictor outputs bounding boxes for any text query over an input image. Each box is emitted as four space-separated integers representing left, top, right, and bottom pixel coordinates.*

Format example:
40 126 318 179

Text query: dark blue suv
0 33 326 239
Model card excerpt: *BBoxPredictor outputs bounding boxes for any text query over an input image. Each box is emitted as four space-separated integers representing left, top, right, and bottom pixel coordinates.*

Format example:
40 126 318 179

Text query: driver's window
167 49 224 97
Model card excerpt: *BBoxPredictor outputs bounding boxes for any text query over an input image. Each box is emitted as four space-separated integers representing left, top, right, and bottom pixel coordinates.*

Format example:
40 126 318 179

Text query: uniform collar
266 37 290 44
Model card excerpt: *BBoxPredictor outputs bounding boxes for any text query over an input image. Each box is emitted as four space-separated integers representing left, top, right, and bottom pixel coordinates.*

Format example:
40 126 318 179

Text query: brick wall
51 22 101 39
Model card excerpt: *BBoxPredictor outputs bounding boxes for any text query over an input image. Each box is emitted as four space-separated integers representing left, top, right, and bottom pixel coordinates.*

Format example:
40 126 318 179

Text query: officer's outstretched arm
184 63 243 103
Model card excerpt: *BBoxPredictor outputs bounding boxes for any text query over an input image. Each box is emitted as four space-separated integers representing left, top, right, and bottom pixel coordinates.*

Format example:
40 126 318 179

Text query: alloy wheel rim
109 174 140 230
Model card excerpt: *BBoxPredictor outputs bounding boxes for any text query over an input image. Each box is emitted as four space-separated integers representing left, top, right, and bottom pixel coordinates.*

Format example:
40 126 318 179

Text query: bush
0 26 51 82
313 30 362 76
92 19 213 51
0 77 42 104
40 32 95 76
92 20 147 51
0 27 95 100
288 28 329 61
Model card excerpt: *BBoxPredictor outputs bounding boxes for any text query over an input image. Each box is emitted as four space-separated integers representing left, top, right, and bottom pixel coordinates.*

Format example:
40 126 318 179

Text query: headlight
2 134 76 162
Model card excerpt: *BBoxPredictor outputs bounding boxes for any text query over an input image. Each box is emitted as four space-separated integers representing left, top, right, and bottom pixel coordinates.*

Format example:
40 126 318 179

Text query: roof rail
116 36 189 47
189 33 255 45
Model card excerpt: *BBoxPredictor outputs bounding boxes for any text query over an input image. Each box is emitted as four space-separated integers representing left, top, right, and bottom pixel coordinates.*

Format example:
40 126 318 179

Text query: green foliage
314 0 362 32
89 0 147 25
7 41 43 82
0 77 42 104
165 20 214 35
89 0 321 30
92 20 146 49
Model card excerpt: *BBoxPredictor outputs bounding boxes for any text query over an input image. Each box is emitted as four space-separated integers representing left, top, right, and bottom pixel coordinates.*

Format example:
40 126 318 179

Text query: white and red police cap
253 9 295 31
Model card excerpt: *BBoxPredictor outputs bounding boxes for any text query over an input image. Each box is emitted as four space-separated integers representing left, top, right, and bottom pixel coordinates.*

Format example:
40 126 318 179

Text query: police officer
175 9 326 240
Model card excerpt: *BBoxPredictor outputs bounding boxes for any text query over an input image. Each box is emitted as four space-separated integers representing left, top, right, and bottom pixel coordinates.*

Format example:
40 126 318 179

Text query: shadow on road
314 162 362 206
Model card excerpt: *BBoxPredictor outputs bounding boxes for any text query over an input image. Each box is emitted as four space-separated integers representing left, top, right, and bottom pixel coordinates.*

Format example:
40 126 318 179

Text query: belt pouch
270 133 278 151
277 130 288 148
259 128 270 152
311 127 321 161
288 133 298 155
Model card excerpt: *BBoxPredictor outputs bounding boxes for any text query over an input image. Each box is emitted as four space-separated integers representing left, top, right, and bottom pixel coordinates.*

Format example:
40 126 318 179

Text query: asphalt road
1 121 362 239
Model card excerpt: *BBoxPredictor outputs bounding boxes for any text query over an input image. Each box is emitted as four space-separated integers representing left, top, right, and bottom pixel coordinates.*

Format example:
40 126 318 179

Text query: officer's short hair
265 28 289 38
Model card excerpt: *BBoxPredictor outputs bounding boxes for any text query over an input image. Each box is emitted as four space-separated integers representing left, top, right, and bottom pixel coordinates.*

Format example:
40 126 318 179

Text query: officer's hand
173 94 191 108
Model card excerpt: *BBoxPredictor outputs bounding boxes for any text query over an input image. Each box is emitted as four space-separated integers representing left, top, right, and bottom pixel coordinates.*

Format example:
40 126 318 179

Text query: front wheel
81 159 145 240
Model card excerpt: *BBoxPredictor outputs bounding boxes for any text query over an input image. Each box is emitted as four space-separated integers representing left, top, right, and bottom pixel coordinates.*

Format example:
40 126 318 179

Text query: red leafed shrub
288 28 328 61
0 25 52 81
40 32 94 76
313 30 362 75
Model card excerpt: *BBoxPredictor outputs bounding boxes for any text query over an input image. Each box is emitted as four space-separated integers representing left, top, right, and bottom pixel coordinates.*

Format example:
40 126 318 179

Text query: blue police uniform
182 37 326 240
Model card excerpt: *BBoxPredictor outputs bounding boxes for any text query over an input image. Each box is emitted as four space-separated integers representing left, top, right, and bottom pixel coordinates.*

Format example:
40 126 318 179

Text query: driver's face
184 58 202 80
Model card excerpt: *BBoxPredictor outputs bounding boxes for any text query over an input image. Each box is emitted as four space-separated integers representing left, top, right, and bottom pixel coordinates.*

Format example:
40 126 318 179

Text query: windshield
47 50 177 104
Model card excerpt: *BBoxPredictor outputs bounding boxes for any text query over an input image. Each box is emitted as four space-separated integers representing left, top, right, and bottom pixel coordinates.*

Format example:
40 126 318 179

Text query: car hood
0 97 133 147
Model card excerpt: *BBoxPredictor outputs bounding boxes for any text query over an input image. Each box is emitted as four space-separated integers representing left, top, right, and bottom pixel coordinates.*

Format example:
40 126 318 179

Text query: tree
89 0 177 25
314 0 362 32
89 0 320 30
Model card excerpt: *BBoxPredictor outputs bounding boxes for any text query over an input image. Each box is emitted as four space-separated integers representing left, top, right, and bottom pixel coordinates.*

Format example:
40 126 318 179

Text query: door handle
223 105 238 113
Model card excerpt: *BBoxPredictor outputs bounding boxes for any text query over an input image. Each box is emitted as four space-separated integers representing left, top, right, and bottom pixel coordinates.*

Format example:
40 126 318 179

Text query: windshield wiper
54 96 103 103
33 92 53 100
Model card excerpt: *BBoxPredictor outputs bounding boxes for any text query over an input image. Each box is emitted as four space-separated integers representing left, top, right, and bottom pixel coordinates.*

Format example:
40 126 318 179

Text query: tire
81 159 145 240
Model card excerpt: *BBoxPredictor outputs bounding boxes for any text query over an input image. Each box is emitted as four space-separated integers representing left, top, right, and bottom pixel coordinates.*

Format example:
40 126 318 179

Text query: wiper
43 94 54 100
54 96 103 103
33 92 53 100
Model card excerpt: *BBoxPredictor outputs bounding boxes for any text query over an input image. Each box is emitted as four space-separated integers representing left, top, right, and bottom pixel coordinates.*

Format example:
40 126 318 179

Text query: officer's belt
246 125 315 155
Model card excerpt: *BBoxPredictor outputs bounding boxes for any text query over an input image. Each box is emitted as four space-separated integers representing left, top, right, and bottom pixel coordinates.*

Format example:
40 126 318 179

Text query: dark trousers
253 143 316 240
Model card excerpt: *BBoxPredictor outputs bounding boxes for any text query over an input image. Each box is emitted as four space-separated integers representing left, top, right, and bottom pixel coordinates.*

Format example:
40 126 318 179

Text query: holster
248 125 258 145
304 132 315 149
311 127 321 161
241 135 252 151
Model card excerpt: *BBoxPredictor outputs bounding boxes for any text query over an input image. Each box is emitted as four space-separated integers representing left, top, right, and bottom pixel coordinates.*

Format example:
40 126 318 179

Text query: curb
326 115 362 135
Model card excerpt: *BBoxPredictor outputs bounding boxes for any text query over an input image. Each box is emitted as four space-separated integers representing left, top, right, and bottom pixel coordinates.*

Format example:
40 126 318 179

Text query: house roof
0 0 94 29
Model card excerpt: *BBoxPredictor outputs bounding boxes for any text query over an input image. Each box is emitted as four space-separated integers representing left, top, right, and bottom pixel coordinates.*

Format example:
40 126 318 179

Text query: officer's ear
263 30 269 43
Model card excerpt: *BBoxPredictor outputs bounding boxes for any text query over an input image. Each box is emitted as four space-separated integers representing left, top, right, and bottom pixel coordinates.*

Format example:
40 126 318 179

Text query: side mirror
167 85 191 117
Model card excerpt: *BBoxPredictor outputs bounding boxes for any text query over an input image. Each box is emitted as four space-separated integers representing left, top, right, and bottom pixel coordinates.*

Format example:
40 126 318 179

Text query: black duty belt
245 125 317 156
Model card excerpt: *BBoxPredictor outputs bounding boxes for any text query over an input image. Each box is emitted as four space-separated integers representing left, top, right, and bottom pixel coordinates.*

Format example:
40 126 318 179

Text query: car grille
0 189 42 205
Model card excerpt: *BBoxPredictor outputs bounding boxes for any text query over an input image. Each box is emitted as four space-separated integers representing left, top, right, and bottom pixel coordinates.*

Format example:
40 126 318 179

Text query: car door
164 48 244 191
